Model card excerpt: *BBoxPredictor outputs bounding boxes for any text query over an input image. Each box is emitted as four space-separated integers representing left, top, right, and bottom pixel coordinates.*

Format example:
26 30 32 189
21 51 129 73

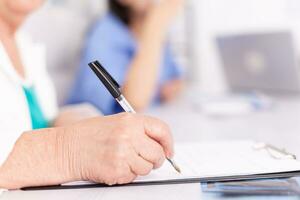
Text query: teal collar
22 86 48 129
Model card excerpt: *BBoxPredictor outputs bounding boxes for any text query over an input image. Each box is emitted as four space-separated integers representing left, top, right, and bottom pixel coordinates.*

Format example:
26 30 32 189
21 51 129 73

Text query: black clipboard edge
22 171 300 191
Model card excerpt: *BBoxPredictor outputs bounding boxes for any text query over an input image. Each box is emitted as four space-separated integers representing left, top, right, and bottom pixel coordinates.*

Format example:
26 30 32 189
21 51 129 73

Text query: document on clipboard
24 140 300 190
132 140 300 184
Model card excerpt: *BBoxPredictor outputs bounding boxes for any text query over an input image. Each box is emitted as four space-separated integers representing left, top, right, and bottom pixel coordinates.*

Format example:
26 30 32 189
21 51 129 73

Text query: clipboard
22 141 300 191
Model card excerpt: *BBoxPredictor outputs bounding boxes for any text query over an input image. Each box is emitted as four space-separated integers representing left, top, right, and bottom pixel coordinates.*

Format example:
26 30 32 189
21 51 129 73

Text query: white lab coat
0 31 58 166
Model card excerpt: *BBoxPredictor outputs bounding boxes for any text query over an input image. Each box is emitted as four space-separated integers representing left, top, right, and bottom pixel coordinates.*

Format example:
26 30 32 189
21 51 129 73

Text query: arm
0 113 174 189
0 128 70 189
122 0 184 111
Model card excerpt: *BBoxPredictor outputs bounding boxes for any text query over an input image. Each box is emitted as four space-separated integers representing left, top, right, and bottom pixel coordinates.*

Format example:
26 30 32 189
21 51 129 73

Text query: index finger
141 116 174 158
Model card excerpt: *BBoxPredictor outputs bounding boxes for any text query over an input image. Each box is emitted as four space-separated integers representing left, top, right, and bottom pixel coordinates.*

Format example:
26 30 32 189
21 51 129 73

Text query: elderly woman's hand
61 113 173 185
0 113 174 189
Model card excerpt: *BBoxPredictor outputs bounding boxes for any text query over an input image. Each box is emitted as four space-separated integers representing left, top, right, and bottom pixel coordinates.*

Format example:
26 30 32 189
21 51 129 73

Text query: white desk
2 92 300 200
148 93 300 157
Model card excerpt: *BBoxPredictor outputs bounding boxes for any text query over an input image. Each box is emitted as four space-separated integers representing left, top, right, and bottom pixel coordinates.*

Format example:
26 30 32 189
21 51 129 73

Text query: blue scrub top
67 13 182 115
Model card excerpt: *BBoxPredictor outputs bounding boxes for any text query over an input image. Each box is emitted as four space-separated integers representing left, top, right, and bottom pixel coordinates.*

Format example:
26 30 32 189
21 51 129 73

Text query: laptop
216 31 300 94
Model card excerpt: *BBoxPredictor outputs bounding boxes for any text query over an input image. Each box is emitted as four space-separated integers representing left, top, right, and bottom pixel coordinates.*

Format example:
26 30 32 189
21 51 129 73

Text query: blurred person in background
67 0 185 115
0 0 174 189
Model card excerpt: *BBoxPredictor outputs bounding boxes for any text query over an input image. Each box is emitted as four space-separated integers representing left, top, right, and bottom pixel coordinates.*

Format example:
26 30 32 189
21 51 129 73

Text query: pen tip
175 166 181 174
168 158 181 174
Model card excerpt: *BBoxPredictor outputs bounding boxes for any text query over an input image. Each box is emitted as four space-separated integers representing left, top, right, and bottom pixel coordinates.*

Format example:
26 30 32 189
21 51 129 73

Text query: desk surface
149 93 300 157
2 92 300 200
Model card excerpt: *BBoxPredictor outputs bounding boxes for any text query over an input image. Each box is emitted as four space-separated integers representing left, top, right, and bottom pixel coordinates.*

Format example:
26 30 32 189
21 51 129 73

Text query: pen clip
253 142 297 160
90 60 120 88
89 61 122 98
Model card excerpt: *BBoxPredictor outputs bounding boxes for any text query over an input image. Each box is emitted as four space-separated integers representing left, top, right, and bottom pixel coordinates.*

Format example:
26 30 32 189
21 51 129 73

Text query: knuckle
152 147 165 168
113 162 127 178
161 121 171 134
120 113 143 128
113 124 134 138
119 133 131 143
116 139 131 157
117 174 136 184
154 156 165 169
106 178 117 186
110 133 131 149
100 170 118 186
108 140 130 162
140 165 153 176
120 112 136 122
112 148 127 162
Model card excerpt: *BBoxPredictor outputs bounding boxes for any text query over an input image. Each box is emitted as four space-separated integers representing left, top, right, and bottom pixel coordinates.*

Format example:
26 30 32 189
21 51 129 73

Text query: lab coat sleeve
0 146 9 190
30 44 59 123
0 130 19 192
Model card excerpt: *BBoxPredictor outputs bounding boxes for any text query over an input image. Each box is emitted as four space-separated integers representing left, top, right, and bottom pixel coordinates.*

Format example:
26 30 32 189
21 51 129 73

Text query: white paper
64 140 300 186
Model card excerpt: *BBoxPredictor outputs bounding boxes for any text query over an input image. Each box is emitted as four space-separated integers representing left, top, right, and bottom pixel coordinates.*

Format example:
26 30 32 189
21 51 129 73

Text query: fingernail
166 151 174 159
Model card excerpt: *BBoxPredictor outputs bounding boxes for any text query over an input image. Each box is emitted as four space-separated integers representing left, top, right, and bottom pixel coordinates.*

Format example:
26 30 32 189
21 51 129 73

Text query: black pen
89 60 181 174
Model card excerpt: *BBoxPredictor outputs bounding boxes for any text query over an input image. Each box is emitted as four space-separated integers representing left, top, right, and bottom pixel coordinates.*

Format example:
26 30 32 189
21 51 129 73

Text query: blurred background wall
21 0 300 104
194 0 300 93
22 1 106 104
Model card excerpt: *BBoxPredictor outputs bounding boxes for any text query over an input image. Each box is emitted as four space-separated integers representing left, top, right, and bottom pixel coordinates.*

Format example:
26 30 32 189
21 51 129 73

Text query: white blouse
0 31 58 167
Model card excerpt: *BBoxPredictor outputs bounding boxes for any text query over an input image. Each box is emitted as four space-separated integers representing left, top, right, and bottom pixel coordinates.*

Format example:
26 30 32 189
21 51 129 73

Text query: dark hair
109 0 131 25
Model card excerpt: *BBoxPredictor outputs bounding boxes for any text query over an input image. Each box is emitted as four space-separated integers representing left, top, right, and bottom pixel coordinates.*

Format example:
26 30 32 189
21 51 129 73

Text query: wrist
147 7 173 33
143 12 168 43
0 128 76 189
55 126 83 182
